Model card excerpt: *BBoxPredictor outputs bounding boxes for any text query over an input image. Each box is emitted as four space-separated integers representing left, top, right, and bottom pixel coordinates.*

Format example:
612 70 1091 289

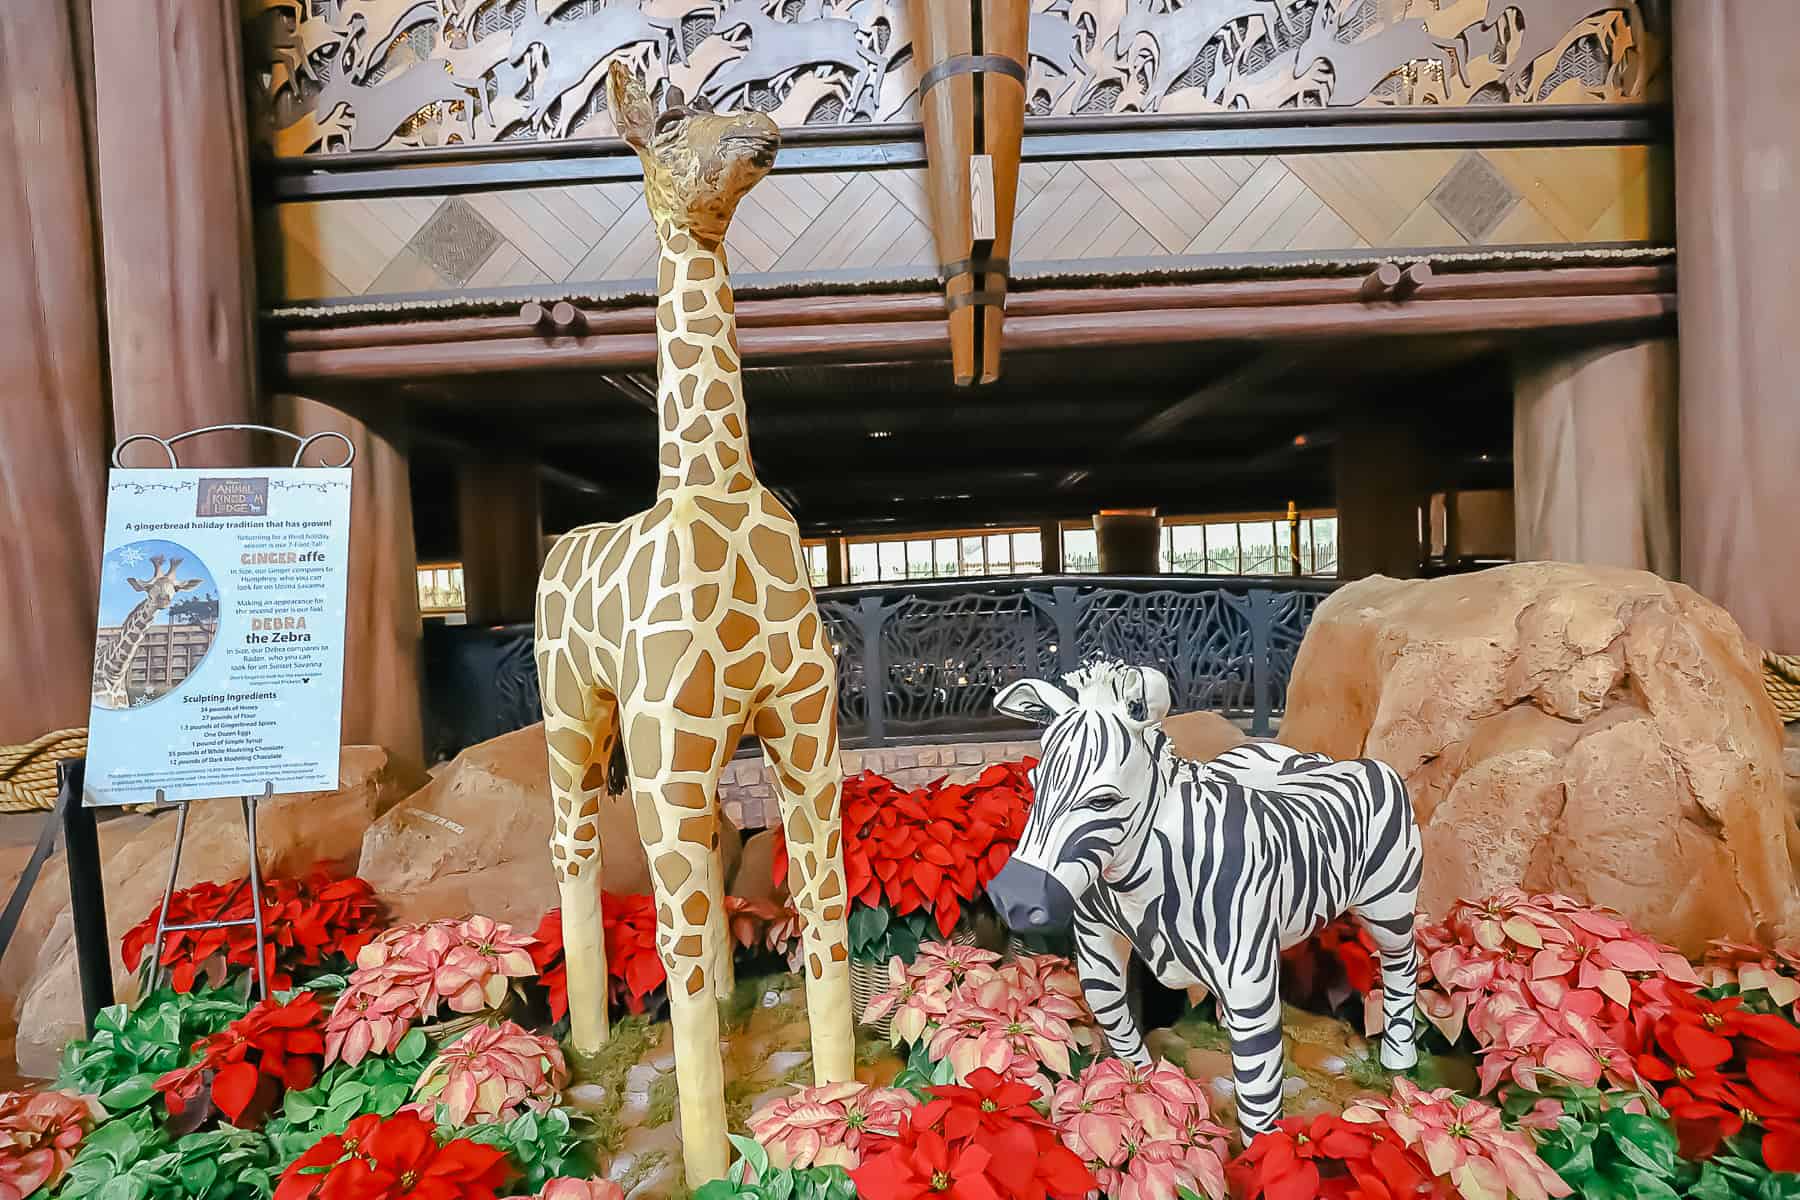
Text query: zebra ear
994 678 1074 726
1124 666 1172 726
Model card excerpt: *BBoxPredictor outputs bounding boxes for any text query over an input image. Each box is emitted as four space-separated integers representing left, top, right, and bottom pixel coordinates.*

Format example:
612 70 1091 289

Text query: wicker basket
850 927 978 1039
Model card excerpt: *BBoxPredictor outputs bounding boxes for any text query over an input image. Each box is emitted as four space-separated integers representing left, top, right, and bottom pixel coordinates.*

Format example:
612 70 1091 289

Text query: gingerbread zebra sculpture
533 63 853 1185
985 659 1422 1140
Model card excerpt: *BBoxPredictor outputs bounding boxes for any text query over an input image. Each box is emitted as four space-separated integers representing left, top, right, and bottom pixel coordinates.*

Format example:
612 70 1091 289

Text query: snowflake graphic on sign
116 545 146 567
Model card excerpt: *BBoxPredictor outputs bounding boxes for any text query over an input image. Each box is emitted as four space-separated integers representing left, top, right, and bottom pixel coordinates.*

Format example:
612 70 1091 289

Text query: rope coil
0 728 87 812
1765 653 1800 724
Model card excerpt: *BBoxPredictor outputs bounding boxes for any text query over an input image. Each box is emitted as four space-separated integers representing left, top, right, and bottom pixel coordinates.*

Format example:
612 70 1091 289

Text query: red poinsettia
773 761 1035 939
1634 976 1800 1168
122 869 381 993
274 1110 511 1200
1228 1113 1456 1200
851 1067 1093 1200
155 991 325 1128
528 895 667 1021
1280 917 1381 1028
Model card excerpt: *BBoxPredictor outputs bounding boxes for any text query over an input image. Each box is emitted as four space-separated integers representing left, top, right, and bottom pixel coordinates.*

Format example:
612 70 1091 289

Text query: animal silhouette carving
533 63 854 1187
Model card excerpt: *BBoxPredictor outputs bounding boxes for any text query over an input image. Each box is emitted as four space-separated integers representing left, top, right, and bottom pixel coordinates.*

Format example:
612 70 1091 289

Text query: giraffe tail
607 737 628 797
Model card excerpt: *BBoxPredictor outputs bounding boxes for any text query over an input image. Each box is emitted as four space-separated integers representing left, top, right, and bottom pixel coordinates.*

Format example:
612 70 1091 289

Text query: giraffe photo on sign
83 467 353 807
90 538 217 710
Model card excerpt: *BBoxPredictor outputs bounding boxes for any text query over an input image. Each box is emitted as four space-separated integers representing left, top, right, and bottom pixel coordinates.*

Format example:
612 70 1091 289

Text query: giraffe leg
755 691 854 1085
543 682 617 1067
632 764 729 1186
707 836 736 1002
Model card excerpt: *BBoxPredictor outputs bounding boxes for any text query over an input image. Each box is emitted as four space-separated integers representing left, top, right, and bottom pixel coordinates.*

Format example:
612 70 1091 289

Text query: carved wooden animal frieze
247 0 1662 156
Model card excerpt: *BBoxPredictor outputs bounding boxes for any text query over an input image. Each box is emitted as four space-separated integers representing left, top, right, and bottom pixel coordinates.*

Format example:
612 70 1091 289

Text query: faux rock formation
356 723 742 929
1282 563 1800 955
7 747 420 1077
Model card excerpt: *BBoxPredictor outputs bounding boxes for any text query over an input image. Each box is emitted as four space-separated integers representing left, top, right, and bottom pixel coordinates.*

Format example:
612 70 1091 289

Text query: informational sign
84 468 353 806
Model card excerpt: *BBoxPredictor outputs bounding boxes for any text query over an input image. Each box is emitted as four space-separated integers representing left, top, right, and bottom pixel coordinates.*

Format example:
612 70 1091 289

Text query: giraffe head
605 61 779 245
128 554 203 613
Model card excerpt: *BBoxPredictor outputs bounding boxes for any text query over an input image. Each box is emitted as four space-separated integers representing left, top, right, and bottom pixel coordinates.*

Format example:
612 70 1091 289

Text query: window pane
958 536 983 575
1170 525 1205 574
934 538 958 573
1240 522 1278 574
905 539 935 579
1063 528 1097 573
1311 517 1338 575
1204 524 1238 574
985 534 1010 573
849 542 879 583
878 541 906 581
1011 532 1041 574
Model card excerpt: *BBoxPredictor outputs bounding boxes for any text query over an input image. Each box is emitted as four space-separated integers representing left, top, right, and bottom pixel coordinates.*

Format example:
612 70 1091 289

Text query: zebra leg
1217 941 1288 1141
1353 899 1420 1070
1073 915 1149 1066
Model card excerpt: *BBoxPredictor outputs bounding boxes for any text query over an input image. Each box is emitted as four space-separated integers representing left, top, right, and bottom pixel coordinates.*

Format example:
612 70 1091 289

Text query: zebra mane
1062 657 1148 718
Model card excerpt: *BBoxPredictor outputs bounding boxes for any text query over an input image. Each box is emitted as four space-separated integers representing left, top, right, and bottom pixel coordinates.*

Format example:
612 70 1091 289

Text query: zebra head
985 659 1171 933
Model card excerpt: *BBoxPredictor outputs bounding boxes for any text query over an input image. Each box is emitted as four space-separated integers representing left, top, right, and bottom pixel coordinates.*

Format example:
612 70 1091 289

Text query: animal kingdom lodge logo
196 477 269 517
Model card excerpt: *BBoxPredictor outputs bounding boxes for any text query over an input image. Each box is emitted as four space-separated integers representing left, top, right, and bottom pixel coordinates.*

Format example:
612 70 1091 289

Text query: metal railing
422 574 1338 762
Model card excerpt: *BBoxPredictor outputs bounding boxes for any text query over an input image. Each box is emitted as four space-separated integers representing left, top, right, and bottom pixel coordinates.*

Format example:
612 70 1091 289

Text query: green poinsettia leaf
1537 1134 1595 1179
98 1175 150 1200
848 906 889 957
694 1183 748 1200
179 1157 220 1194
1604 1110 1678 1175
727 1132 771 1186
395 1027 428 1064
99 1073 161 1113
1758 1173 1800 1200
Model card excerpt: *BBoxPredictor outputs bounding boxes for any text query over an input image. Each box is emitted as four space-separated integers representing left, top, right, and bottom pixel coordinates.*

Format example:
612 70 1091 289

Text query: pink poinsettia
1345 1079 1571 1200
925 999 1082 1090
868 948 1097 1093
1416 891 1694 1094
907 942 1001 995
410 1020 569 1126
861 956 953 1047
1050 1058 1230 1200
747 1082 920 1169
325 917 540 1066
323 963 431 1066
0 1090 104 1200
1698 939 1800 1010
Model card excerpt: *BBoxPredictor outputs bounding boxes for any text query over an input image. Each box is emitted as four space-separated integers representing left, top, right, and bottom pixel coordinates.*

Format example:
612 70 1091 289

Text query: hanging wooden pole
909 0 1028 386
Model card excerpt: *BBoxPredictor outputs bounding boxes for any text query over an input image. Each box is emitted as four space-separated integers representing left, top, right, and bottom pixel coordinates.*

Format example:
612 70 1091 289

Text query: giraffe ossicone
533 61 854 1188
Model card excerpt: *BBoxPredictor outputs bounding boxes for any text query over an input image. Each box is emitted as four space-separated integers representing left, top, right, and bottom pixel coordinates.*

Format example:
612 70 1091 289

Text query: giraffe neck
653 228 755 497
100 599 161 684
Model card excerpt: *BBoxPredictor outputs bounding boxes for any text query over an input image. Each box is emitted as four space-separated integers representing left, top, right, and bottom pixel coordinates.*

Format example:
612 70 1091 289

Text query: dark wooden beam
274 265 1675 348
259 104 1670 202
281 288 1673 384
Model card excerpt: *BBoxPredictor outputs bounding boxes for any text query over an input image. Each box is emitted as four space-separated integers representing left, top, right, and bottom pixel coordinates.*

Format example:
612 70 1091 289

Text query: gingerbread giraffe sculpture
92 554 203 709
533 62 854 1186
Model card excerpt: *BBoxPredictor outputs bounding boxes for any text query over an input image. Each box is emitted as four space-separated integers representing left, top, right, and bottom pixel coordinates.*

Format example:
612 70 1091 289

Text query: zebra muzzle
987 859 1075 933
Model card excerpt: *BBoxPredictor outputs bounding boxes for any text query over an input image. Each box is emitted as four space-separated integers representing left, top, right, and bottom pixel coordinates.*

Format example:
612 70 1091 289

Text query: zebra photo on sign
985 658 1423 1140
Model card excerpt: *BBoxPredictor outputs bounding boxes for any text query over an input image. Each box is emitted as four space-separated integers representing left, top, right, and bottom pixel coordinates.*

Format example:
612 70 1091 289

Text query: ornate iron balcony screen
422 574 1337 762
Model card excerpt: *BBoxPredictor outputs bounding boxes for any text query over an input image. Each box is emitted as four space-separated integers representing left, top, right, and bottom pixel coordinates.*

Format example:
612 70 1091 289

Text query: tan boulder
1281 563 1800 955
356 723 742 930
1161 709 1248 762
7 747 417 1078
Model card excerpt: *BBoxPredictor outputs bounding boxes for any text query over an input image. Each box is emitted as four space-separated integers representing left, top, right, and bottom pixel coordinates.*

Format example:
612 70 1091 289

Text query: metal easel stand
145 783 274 1002
113 423 357 1009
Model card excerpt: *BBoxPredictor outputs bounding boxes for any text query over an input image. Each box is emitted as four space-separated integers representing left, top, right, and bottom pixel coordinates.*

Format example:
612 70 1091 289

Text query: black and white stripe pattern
996 663 1422 1141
